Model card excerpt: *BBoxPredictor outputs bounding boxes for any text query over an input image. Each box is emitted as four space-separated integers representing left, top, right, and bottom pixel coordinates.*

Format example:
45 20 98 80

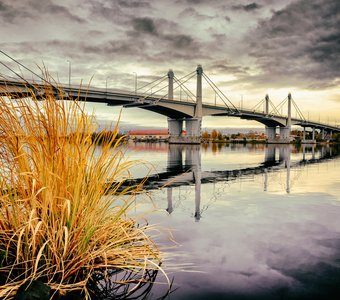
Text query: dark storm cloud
0 1 31 22
41 3 85 23
87 1 124 23
164 34 194 48
132 17 158 35
0 0 86 24
209 63 250 75
232 2 262 11
117 1 151 9
247 0 340 89
177 0 230 4
127 16 200 55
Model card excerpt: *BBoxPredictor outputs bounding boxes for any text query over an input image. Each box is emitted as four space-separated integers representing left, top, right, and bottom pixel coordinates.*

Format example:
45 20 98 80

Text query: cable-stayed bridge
0 52 339 144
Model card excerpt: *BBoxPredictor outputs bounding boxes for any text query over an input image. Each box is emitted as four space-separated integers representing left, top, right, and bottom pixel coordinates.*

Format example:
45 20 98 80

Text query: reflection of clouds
142 152 340 298
156 193 340 297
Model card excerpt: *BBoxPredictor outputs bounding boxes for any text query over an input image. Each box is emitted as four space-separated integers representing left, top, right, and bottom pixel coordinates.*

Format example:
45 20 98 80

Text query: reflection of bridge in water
122 144 339 221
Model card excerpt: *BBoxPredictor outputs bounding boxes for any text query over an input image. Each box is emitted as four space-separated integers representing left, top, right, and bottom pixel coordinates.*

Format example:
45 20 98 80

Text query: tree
202 131 210 139
211 129 218 140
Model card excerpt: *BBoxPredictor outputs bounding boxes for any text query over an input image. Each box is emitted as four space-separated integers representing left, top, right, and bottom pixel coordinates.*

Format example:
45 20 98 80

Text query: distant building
128 129 169 141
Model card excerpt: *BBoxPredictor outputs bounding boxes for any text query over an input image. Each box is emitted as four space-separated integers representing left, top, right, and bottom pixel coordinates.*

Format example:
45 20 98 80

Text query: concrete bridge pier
168 118 183 141
265 126 276 143
302 126 317 144
184 117 202 144
279 126 291 143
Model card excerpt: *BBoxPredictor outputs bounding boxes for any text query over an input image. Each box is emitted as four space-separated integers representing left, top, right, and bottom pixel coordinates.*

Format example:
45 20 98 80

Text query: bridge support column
302 127 316 144
279 126 291 143
266 93 292 144
321 128 325 140
168 69 174 100
266 126 277 143
184 117 202 144
168 118 184 144
169 65 202 144
303 127 306 142
265 94 269 115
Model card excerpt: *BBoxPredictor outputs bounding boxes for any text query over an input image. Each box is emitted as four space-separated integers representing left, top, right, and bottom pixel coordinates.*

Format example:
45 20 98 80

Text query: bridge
1 54 339 144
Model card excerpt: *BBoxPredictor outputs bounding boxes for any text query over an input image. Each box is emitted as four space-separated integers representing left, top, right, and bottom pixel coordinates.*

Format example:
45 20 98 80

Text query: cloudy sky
0 0 339 130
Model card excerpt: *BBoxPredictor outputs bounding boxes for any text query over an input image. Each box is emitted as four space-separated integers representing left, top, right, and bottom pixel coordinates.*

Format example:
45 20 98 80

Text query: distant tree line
202 129 266 142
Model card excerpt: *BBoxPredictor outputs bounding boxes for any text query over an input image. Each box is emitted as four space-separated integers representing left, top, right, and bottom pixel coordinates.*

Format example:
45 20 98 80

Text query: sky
0 0 339 131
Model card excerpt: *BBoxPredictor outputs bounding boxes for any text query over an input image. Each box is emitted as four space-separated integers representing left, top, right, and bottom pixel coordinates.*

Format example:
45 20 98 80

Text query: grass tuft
0 79 161 298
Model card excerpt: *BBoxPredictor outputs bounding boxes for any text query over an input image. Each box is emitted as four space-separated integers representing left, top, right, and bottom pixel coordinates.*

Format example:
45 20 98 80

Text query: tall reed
0 81 161 298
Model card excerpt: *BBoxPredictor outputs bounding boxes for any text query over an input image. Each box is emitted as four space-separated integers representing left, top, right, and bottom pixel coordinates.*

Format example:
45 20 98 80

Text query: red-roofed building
128 129 169 141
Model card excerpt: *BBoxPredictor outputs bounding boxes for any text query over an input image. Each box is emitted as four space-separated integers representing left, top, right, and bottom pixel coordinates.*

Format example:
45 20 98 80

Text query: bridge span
0 65 339 144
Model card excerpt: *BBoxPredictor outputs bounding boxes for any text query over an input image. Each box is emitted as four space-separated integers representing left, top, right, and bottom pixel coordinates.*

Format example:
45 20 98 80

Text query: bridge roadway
0 77 339 140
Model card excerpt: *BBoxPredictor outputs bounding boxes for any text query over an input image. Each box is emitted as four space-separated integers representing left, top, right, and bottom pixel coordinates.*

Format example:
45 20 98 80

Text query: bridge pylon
169 65 202 144
267 93 292 144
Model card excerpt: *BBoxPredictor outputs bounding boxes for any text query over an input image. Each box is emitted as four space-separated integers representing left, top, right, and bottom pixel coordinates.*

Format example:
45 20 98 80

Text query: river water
121 142 340 300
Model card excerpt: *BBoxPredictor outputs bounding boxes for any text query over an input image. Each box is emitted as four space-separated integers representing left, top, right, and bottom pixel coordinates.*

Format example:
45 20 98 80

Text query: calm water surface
123 142 340 300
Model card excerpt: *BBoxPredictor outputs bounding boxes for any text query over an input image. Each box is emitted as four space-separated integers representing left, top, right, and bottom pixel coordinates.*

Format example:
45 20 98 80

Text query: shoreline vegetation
127 127 340 144
0 82 164 299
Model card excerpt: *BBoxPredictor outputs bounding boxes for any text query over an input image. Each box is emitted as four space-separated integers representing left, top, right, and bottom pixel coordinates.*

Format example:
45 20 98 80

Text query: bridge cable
147 74 198 105
138 76 168 96
250 98 265 112
173 74 196 102
174 73 196 98
172 78 195 102
138 82 170 102
270 97 287 116
175 70 196 82
268 100 281 116
169 70 196 102
202 73 230 110
137 72 197 104
0 60 37 91
202 72 239 112
291 98 306 121
0 50 55 88
136 74 167 92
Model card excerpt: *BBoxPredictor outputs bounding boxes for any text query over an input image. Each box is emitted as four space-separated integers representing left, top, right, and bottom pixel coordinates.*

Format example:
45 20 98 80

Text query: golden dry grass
0 81 161 299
